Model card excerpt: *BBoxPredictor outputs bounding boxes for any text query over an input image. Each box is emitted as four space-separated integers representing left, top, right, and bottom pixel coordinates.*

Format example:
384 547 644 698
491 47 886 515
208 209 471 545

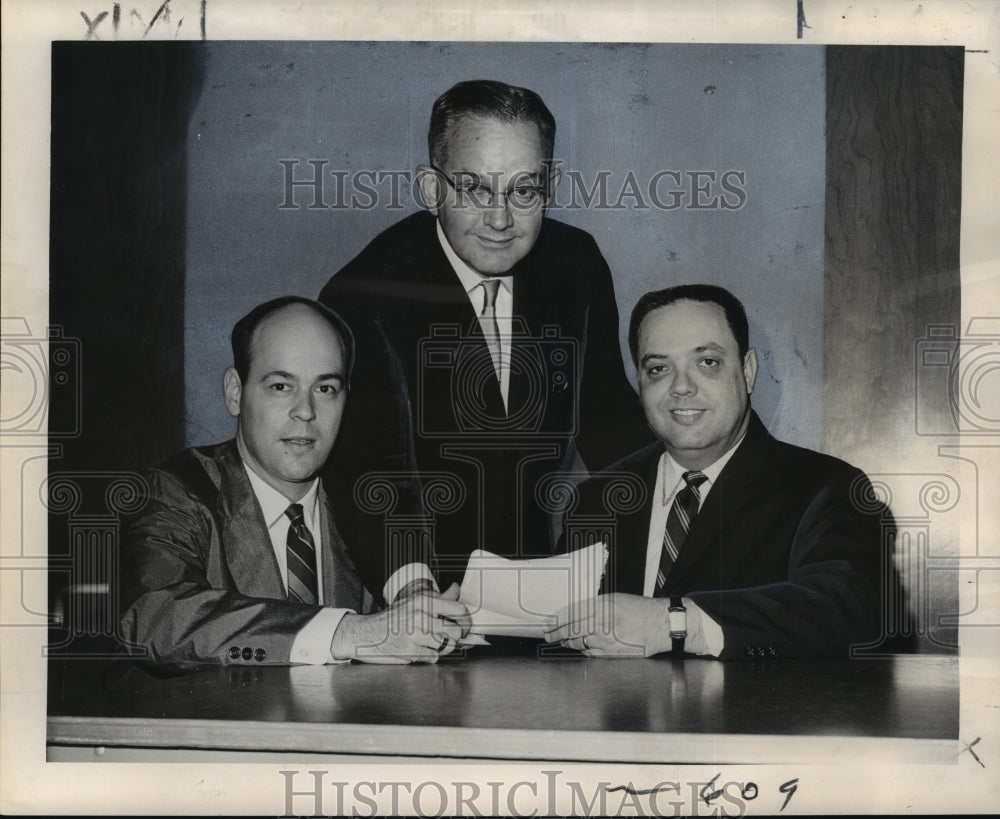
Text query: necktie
479 278 502 380
654 470 708 596
285 503 318 605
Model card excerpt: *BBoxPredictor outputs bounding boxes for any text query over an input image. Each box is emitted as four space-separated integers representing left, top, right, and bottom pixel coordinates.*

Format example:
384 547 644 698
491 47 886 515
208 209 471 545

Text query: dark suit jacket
561 412 903 659
319 210 652 588
119 440 377 668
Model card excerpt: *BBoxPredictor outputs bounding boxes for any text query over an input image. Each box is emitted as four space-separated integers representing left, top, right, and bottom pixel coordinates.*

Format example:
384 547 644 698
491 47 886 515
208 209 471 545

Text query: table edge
47 716 959 764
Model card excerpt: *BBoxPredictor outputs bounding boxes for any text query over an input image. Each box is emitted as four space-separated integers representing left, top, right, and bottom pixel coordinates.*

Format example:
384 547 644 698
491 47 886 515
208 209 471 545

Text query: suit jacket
561 412 903 659
319 210 652 588
119 440 377 668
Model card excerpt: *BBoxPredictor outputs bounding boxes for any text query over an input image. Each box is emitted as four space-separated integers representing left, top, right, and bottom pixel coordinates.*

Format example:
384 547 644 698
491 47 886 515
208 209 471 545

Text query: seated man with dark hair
120 296 468 668
546 284 906 660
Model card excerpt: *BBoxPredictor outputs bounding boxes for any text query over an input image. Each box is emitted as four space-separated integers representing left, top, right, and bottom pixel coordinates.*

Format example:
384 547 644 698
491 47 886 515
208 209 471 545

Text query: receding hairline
244 302 348 377
434 112 551 167
643 297 731 320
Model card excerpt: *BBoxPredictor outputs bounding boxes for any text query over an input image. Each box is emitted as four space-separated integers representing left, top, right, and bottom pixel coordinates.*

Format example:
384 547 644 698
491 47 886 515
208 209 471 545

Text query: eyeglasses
429 165 549 210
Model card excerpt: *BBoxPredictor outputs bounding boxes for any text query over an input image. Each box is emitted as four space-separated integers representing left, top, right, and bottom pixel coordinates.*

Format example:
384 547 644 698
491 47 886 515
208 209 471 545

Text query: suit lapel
508 240 551 415
605 445 662 595
666 413 773 586
419 222 508 417
318 487 367 609
215 442 287 599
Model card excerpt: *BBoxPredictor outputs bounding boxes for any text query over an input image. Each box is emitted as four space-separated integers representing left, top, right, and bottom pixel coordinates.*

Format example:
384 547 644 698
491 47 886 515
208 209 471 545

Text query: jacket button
768 646 777 656
745 646 756 657
242 647 253 661
229 646 241 660
254 648 266 662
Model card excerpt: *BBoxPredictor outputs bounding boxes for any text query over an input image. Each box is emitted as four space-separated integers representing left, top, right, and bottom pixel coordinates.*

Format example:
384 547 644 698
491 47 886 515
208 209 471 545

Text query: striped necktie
479 278 502 380
285 503 318 605
654 470 708 596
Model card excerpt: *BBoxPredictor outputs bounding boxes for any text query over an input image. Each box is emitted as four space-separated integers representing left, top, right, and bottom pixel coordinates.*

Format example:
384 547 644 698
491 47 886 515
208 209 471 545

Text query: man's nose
482 195 514 230
290 392 316 421
670 369 696 396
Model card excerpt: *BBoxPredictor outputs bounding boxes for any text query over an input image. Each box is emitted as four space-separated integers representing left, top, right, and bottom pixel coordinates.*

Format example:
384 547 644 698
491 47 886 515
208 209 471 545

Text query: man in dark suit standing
546 284 900 660
319 80 651 591
120 297 468 668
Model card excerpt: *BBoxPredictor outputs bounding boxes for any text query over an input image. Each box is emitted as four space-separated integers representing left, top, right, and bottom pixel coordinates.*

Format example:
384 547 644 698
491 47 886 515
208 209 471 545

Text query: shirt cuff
681 598 724 657
384 563 437 603
290 608 353 665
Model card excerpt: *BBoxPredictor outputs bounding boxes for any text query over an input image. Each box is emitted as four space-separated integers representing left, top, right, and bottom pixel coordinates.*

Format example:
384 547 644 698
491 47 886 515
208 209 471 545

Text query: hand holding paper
457 543 608 637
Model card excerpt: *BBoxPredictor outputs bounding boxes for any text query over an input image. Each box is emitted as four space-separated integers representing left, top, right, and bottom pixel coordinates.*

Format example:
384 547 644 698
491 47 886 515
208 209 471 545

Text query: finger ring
435 635 450 653
581 635 590 651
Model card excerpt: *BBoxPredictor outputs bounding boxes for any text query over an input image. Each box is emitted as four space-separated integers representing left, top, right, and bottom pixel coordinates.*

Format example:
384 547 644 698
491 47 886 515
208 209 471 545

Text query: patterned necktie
285 503 318 605
479 278 502 380
654 470 708 596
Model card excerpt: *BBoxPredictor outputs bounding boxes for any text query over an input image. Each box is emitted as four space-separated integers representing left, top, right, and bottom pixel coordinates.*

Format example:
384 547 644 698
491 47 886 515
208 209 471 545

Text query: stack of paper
458 543 608 637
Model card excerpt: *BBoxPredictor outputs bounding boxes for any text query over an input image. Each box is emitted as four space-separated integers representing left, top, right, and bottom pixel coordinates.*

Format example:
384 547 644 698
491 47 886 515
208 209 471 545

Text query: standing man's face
418 115 556 276
636 299 757 471
224 304 348 501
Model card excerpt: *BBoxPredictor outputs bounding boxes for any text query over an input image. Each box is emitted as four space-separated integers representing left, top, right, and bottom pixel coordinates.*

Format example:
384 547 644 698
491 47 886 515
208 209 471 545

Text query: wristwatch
668 597 687 657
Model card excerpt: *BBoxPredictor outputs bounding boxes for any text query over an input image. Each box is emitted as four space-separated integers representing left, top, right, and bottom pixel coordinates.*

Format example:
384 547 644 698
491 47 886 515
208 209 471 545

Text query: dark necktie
285 503 318 605
479 278 502 380
654 471 708 596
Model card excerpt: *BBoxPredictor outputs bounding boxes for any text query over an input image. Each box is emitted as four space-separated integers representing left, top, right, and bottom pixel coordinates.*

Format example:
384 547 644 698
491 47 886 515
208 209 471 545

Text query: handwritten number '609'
699 775 797 811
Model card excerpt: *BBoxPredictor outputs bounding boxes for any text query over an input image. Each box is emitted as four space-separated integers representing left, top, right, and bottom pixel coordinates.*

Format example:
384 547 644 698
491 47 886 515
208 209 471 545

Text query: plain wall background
183 42 826 448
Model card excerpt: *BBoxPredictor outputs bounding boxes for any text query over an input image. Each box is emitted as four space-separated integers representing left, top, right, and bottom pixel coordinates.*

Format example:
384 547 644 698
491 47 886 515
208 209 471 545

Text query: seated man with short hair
546 284 907 660
120 296 468 668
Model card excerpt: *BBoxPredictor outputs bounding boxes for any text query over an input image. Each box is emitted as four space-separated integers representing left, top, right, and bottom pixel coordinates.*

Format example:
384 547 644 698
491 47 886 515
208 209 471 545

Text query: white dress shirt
437 220 514 410
242 464 350 664
643 433 747 656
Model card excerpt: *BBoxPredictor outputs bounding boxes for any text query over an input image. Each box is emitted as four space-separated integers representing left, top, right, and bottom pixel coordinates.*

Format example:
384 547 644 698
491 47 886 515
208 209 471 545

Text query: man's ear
743 349 758 395
415 165 442 216
223 367 242 418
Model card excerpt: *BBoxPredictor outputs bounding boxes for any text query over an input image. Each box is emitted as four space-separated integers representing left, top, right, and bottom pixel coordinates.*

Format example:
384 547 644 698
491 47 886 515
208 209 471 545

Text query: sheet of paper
458 543 608 637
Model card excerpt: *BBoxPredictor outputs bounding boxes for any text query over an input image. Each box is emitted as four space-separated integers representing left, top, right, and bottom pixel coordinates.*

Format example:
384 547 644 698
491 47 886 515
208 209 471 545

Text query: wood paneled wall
823 46 963 467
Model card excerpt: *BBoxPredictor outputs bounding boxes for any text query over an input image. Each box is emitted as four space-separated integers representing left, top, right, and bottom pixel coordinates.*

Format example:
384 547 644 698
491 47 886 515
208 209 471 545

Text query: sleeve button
254 648 266 662
229 646 241 660
241 647 253 661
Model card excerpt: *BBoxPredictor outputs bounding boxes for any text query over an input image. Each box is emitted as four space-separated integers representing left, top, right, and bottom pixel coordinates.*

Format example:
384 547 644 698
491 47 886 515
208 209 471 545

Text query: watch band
668 596 687 657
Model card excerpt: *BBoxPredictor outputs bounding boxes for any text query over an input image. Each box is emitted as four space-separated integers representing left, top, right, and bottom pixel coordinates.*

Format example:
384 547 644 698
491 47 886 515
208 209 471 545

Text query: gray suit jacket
119 440 377 668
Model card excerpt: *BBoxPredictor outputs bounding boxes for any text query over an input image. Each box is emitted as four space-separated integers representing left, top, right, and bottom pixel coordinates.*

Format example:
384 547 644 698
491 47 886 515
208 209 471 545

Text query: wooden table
47 648 959 763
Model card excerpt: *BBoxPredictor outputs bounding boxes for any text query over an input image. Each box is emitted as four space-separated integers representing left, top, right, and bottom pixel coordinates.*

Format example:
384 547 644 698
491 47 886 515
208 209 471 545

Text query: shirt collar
241 461 320 529
660 428 748 505
435 219 513 298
